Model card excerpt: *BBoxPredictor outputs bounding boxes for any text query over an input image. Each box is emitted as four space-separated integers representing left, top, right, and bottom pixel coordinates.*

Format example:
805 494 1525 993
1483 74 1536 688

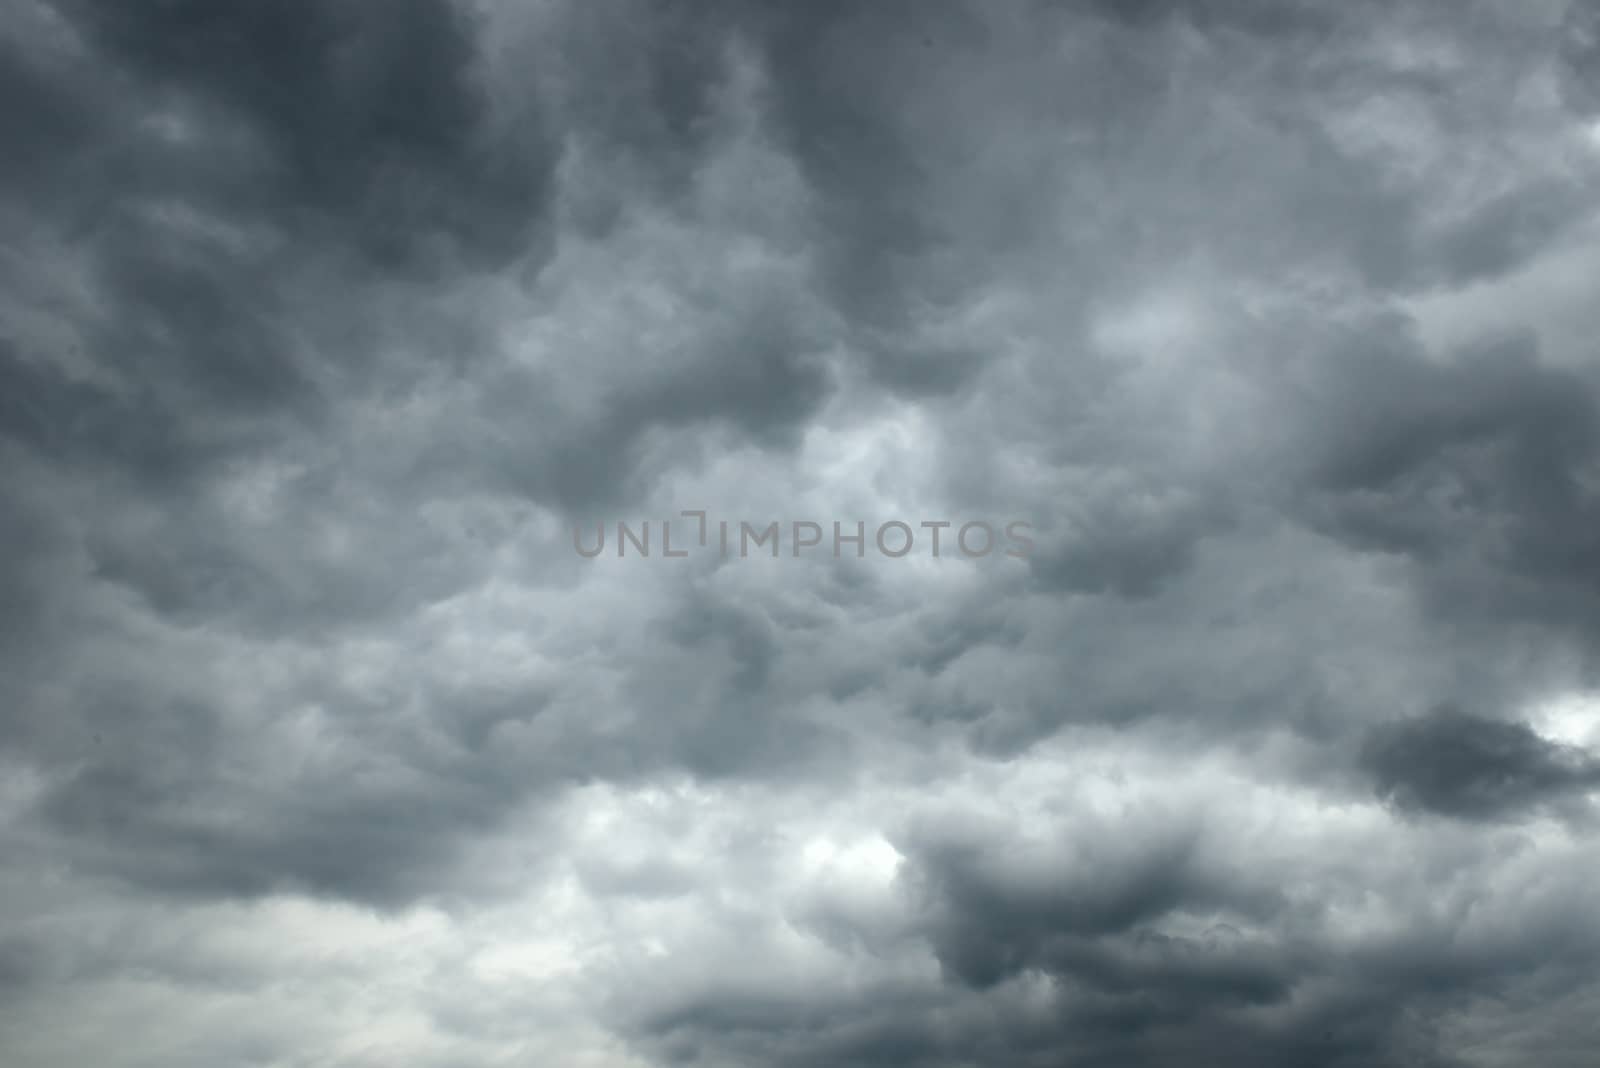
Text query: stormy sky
3 0 1600 1065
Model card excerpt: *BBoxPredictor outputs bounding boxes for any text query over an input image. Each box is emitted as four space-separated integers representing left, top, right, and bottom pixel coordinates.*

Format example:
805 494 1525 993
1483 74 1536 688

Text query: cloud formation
3 0 1600 1065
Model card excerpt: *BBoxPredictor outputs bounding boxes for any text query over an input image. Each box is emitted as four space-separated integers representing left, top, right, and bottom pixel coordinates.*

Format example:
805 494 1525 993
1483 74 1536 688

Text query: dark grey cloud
4 0 1600 1065
1294 327 1600 634
1363 707 1600 821
65 0 552 268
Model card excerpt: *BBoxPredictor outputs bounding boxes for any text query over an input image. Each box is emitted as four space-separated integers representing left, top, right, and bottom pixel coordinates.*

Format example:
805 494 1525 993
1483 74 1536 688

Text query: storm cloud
4 0 1600 1065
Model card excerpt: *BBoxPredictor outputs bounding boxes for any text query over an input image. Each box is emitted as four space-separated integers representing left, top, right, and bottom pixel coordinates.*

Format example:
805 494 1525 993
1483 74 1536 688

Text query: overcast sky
4 1 1600 1065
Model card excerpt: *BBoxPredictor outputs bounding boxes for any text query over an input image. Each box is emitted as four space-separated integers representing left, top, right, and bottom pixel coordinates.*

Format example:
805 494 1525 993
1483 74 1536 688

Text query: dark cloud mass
3 0 1600 1065
1363 706 1600 820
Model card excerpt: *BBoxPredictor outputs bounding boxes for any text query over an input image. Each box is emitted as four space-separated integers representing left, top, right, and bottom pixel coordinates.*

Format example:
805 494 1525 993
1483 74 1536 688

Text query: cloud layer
4 1 1600 1065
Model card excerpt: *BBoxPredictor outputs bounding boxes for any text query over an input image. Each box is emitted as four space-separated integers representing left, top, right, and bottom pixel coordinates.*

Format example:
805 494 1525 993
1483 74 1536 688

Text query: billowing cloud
3 0 1600 1065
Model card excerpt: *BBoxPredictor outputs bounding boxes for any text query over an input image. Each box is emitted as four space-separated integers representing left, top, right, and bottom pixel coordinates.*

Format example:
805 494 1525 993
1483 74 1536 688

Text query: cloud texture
4 1 1600 1065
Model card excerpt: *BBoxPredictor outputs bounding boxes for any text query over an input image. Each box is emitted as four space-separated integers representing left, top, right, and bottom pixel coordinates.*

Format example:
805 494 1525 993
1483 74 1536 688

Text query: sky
3 1 1600 1065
